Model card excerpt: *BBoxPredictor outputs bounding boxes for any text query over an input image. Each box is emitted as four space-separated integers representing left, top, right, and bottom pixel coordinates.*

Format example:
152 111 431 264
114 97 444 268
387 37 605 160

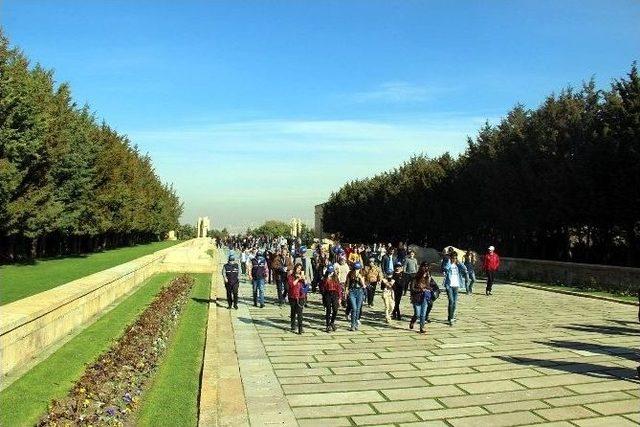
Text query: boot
419 327 425 334
409 316 416 329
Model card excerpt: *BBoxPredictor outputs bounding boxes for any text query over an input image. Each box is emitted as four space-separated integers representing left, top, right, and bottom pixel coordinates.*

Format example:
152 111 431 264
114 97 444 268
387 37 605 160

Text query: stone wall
498 257 640 293
408 244 639 293
0 238 214 382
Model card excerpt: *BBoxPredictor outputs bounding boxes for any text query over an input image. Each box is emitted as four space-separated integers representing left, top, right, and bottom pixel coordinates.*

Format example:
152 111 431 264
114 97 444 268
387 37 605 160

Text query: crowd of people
221 238 501 335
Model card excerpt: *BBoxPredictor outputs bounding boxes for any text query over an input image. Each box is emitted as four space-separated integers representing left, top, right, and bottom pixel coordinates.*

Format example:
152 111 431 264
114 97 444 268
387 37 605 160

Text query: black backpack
252 258 267 279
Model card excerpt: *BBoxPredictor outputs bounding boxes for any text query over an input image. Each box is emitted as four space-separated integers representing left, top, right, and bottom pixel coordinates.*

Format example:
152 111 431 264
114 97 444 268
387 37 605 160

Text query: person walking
322 265 341 332
391 261 405 320
403 250 418 295
409 262 433 333
334 255 350 310
240 249 248 276
271 249 286 305
381 248 395 277
363 257 383 307
287 263 307 334
222 254 240 309
442 251 468 326
483 246 500 295
249 252 269 308
463 250 477 295
381 271 395 323
346 262 366 331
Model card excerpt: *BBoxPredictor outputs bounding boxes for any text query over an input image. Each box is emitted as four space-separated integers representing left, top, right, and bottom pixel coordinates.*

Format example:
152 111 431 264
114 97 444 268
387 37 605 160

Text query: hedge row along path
200 248 639 426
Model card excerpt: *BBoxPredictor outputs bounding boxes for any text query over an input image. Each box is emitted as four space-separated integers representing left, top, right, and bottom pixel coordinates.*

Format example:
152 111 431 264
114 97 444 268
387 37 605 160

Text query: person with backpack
483 245 500 295
287 263 308 334
442 251 468 325
249 252 269 308
222 254 240 310
346 262 366 331
409 262 433 333
321 265 341 332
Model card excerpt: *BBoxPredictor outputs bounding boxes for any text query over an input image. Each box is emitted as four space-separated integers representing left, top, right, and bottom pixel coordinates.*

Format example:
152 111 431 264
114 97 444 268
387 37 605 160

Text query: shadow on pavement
561 323 640 336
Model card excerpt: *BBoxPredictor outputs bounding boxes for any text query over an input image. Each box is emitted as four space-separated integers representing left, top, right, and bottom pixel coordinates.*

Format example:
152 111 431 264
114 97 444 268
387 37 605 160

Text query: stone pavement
203 258 639 426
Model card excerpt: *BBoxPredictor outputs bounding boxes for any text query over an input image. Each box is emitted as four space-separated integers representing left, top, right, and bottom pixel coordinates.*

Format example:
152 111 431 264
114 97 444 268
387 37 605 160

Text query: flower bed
38 275 195 426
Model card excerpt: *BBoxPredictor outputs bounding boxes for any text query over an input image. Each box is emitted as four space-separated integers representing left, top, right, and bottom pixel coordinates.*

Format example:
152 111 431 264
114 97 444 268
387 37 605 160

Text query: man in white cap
483 245 500 295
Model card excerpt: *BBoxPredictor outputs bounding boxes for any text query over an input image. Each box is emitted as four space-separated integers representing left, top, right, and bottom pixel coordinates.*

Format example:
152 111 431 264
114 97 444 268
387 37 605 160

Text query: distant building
314 203 325 238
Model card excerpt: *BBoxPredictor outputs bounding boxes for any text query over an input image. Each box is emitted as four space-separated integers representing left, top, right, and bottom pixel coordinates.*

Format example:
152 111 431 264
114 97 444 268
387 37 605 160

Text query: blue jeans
466 270 476 293
446 286 459 321
413 299 429 329
349 289 364 330
252 278 265 305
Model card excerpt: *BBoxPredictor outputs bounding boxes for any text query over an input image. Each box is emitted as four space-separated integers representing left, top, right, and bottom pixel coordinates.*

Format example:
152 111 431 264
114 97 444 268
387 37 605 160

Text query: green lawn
136 274 211 427
0 240 181 305
0 273 175 427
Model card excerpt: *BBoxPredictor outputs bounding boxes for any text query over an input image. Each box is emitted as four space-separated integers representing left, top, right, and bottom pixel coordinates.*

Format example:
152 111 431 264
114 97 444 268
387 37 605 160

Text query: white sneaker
357 319 361 326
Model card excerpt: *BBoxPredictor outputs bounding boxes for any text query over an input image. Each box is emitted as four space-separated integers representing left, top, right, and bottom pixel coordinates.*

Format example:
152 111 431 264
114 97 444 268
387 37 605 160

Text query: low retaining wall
498 257 640 294
0 238 214 381
409 245 639 294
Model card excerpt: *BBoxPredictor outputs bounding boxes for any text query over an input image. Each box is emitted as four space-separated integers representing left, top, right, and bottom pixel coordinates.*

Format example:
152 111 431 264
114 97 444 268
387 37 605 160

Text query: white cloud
349 81 450 103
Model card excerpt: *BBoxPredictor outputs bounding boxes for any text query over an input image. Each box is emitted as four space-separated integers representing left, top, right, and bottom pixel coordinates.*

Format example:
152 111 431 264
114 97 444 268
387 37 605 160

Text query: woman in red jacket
483 246 500 296
287 263 306 334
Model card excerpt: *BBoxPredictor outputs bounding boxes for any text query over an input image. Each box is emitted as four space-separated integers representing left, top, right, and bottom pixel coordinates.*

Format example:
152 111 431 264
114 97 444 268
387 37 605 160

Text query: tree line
323 64 640 267
0 31 182 262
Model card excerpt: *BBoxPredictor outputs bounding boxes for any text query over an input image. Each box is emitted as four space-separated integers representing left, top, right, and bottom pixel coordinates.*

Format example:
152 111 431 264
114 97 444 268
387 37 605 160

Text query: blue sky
3 1 639 232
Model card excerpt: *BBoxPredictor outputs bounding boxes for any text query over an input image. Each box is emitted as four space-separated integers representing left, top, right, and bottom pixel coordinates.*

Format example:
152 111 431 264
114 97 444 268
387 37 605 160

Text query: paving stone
535 405 600 421
428 368 541 385
278 376 323 385
520 422 575 427
544 391 632 407
283 377 427 394
381 384 467 400
332 363 417 375
275 367 332 377
352 412 419 425
439 387 574 408
484 399 550 413
515 373 608 388
398 421 449 427
447 410 545 427
321 372 391 383
574 415 640 427
293 403 375 418
586 399 640 416
298 417 352 427
567 379 640 394
287 390 385 407
415 406 488 420
372 398 443 413
308 360 363 368
458 379 525 394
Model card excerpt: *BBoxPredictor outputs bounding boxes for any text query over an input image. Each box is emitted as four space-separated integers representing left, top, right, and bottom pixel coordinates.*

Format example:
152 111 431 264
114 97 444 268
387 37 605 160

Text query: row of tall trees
323 64 640 267
0 31 182 261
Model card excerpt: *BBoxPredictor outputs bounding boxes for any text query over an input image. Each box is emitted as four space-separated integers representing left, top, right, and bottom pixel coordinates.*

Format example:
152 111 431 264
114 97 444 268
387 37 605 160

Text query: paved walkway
202 256 639 426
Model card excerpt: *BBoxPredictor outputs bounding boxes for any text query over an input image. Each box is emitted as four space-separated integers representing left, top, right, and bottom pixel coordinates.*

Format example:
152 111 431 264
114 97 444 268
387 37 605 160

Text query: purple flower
123 392 132 404
106 407 116 416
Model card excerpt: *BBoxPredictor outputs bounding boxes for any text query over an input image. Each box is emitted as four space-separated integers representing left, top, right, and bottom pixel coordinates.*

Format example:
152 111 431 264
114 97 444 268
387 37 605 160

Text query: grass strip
136 274 211 427
0 273 177 427
1 240 181 305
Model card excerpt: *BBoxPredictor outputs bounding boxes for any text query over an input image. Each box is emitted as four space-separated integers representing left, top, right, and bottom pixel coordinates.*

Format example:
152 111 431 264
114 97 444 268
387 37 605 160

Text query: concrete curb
505 280 638 307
